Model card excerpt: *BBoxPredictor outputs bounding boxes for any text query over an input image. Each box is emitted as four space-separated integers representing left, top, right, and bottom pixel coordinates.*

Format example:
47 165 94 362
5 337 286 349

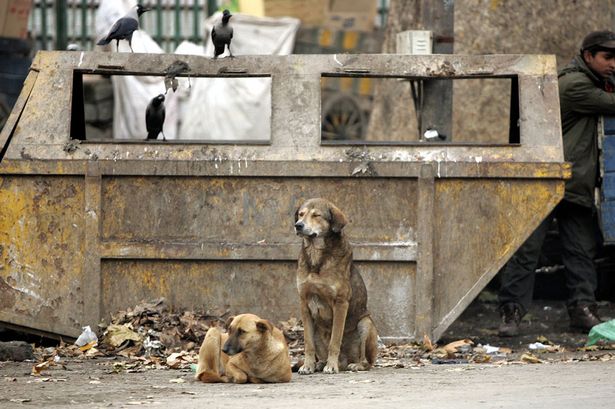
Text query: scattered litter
75 326 98 350
443 339 474 355
520 353 543 364
431 358 469 365
422 334 434 352
10 399 31 403
169 378 186 383
104 324 142 349
31 360 52 376
529 342 547 350
587 319 615 347
166 351 195 369
481 344 500 354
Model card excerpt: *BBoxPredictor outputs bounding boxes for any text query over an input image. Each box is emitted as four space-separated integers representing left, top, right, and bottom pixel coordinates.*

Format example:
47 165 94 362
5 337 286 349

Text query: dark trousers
498 200 599 316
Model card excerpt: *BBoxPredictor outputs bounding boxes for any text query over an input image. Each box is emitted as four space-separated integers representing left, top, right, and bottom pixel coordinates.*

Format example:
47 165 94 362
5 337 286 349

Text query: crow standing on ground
146 94 166 141
211 9 233 59
97 5 150 52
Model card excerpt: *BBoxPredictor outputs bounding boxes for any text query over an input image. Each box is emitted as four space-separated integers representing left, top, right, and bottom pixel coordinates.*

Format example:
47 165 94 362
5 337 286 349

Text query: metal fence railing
27 1 390 53
28 0 217 53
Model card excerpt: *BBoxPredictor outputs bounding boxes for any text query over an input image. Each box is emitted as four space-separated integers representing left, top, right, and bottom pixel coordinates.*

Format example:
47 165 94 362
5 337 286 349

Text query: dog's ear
224 316 235 331
329 203 348 234
294 204 301 222
256 319 273 333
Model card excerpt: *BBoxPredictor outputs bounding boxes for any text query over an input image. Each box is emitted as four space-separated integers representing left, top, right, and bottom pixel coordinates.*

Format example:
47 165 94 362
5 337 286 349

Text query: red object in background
0 0 33 39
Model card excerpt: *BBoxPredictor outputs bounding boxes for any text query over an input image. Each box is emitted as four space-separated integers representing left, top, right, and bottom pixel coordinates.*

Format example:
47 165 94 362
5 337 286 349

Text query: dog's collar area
304 236 326 249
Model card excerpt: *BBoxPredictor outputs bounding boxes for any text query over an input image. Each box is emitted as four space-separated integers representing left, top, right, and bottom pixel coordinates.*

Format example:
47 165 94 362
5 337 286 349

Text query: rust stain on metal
0 52 567 342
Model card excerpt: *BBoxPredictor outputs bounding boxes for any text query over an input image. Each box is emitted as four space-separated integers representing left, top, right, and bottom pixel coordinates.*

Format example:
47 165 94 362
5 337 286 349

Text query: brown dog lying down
294 198 378 374
195 313 292 383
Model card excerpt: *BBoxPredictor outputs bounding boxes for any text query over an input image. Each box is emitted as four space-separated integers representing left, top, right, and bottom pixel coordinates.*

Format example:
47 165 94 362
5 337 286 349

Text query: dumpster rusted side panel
431 178 564 339
99 177 417 246
100 260 416 340
0 176 84 336
0 52 568 342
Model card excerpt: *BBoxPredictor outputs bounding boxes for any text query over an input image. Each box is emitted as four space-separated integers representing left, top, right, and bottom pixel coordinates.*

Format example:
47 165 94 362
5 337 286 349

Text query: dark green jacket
558 55 615 207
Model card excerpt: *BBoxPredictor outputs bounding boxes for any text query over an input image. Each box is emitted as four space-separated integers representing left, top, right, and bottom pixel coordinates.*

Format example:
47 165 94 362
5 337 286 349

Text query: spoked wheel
321 94 366 141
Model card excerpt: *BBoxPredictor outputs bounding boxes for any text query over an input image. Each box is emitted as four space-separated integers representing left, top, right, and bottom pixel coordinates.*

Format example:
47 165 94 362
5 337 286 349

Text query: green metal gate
29 0 217 52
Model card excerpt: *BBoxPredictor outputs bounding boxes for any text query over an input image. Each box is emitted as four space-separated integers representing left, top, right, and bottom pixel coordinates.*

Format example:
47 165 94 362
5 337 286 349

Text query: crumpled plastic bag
75 325 99 351
586 319 615 346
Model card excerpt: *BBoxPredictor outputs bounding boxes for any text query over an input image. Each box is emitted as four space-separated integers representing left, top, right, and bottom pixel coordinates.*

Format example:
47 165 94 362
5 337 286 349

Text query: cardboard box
238 0 376 31
239 0 327 26
0 0 32 39
324 0 377 32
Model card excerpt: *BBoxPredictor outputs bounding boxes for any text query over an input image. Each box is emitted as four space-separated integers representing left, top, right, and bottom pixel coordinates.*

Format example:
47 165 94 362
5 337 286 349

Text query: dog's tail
366 326 378 367
195 327 226 383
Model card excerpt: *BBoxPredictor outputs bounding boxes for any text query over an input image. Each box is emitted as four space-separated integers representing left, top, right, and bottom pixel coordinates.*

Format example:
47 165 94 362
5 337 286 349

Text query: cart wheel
321 94 366 141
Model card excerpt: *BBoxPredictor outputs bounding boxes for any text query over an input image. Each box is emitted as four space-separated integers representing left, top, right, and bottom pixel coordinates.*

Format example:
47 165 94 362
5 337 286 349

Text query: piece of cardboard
239 0 327 26
0 0 32 39
238 0 376 31
325 0 377 32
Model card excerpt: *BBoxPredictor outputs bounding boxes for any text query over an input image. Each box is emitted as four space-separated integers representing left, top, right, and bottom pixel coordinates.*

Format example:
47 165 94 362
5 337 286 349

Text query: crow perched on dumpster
211 9 233 59
97 4 150 52
146 94 166 141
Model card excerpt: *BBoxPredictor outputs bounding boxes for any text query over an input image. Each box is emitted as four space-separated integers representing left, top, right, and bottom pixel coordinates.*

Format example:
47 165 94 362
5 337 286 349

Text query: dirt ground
2 358 615 408
1 294 615 408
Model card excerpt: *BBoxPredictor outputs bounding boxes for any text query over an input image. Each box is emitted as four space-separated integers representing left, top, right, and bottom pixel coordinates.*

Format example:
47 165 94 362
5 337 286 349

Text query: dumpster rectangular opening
70 71 273 143
320 75 519 145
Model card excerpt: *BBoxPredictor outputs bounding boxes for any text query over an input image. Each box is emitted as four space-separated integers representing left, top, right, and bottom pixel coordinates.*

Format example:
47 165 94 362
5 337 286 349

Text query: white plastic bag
75 325 98 347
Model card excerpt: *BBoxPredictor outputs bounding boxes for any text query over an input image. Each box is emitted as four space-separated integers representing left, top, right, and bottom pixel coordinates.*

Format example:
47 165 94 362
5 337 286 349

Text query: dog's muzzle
294 221 304 234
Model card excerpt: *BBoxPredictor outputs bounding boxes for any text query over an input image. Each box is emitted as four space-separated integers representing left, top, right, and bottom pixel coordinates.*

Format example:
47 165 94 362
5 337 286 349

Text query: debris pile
97 298 229 364
27 298 615 377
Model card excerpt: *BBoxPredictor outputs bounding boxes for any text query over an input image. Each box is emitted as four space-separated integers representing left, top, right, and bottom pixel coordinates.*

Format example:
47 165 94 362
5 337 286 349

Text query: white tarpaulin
179 12 300 140
95 1 300 141
95 0 179 140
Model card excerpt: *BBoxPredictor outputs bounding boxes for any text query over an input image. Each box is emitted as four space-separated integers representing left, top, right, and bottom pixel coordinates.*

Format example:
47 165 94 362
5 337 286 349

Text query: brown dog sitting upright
294 198 378 374
195 313 292 383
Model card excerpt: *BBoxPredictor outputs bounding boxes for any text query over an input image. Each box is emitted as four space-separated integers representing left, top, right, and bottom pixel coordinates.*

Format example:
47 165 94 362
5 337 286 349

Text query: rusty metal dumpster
0 51 569 342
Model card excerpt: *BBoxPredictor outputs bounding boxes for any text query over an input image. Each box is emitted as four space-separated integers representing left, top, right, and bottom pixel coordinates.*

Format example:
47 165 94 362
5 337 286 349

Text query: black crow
211 9 233 59
145 94 166 141
164 60 191 94
97 4 150 52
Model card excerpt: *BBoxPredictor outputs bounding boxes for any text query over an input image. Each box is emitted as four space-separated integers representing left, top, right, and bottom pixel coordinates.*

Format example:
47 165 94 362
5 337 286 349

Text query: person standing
498 31 615 336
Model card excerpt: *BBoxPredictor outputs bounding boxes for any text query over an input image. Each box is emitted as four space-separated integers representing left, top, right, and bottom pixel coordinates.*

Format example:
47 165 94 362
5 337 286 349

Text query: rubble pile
100 298 229 357
27 298 615 377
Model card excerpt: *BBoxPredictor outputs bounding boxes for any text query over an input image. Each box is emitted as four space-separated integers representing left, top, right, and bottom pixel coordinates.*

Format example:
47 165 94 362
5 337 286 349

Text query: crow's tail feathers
147 131 159 140
97 36 111 46
214 44 225 58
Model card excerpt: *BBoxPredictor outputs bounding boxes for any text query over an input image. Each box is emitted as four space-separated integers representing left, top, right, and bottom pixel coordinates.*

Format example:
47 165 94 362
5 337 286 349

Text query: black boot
568 303 602 333
498 303 522 337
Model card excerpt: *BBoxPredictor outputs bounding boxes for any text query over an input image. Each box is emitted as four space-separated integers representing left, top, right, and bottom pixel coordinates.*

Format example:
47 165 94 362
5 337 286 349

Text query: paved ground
1 295 615 408
1 358 614 408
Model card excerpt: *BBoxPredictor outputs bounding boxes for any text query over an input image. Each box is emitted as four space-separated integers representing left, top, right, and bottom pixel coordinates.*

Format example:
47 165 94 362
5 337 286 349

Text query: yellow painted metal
0 52 568 342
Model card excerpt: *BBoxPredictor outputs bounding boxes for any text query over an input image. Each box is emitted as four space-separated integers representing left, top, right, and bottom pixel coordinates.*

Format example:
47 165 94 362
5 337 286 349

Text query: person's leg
556 201 601 331
497 212 553 336
499 213 553 315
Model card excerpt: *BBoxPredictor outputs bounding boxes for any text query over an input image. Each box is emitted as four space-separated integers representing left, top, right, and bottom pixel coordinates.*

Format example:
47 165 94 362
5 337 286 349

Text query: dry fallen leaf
422 334 434 351
31 360 52 376
521 353 543 364
443 339 474 355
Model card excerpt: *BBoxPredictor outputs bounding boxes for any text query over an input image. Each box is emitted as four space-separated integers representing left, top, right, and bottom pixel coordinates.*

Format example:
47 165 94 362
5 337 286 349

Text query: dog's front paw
347 362 369 372
323 361 339 374
298 361 315 375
